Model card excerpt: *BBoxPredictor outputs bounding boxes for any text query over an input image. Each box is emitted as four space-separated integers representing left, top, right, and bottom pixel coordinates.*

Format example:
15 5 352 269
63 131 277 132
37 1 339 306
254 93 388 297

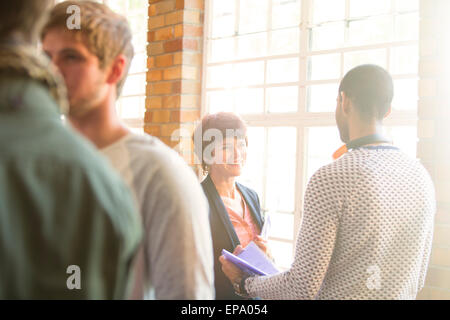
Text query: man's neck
347 120 384 143
69 102 130 150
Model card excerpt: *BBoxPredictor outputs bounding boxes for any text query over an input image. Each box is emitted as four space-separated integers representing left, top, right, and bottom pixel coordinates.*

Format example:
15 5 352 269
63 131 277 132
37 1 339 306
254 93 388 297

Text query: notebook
222 241 279 276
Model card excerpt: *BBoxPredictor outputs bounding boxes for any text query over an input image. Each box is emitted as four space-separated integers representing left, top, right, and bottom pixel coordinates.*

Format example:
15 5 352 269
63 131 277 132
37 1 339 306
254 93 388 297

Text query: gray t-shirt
101 133 214 299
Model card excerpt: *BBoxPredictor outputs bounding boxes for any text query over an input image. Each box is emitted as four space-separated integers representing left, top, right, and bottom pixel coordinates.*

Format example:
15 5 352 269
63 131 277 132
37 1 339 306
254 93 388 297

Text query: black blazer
201 174 264 300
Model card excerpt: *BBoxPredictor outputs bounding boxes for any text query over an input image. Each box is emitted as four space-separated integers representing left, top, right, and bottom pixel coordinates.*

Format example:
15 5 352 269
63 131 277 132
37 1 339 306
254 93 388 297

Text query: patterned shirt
245 146 436 300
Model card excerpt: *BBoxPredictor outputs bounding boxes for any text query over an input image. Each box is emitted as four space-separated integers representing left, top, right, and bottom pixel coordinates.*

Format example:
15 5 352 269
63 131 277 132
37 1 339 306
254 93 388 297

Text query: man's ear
340 91 351 116
106 54 127 87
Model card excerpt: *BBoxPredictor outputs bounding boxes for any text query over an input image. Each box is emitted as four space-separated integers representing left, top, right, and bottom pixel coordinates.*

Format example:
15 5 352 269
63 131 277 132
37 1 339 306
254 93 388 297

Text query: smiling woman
193 112 269 300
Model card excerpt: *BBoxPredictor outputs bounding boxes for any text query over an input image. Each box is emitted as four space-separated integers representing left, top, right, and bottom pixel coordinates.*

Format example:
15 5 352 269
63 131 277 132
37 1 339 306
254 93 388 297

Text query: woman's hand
253 236 274 261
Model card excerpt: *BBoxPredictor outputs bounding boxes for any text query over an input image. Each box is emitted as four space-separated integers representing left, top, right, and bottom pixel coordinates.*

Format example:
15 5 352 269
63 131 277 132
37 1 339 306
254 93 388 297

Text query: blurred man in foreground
0 0 142 299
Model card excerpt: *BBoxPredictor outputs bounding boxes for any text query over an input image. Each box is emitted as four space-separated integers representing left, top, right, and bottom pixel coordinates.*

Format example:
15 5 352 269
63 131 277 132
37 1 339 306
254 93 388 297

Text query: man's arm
243 166 342 299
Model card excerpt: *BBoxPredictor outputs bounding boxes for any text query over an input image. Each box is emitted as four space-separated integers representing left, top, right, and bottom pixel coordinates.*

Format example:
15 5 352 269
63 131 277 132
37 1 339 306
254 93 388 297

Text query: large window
203 0 419 269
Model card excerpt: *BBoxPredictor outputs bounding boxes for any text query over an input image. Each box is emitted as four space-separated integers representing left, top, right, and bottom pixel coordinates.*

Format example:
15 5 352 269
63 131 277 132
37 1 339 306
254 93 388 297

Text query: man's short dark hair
339 64 394 122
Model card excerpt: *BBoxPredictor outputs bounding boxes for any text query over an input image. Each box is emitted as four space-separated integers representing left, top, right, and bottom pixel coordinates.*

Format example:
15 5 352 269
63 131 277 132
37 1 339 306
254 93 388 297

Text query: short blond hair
41 0 134 97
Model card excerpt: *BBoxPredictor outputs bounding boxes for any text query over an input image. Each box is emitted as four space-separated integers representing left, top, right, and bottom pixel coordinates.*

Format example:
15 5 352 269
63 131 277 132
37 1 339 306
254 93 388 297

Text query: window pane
344 49 387 74
122 73 146 96
239 127 265 200
267 58 299 84
268 212 294 240
349 0 391 18
266 127 297 213
270 28 300 55
211 0 235 38
307 83 339 112
390 45 419 75
234 61 265 86
272 0 301 29
129 52 147 74
267 86 298 113
239 0 269 34
395 13 419 41
395 0 419 12
235 88 264 114
268 240 293 269
237 32 267 59
385 126 417 158
348 16 393 46
206 64 233 88
206 91 233 114
209 37 235 63
310 22 345 51
392 78 418 111
306 127 342 181
119 96 145 119
308 54 341 80
313 0 345 24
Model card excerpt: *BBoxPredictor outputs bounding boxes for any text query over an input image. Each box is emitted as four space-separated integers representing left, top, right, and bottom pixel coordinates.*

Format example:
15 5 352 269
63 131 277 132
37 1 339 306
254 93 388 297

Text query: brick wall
416 0 450 300
144 0 204 167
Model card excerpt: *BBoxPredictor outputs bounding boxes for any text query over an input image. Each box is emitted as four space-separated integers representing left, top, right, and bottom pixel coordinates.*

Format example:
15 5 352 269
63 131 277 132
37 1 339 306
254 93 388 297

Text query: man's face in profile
42 28 108 118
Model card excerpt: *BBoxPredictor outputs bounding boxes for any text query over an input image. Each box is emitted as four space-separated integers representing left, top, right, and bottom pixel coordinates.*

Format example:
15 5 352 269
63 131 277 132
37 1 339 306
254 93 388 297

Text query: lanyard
332 134 393 160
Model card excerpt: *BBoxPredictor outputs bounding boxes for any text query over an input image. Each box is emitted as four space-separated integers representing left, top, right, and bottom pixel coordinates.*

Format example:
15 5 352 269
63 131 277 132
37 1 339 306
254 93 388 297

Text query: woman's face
210 137 247 178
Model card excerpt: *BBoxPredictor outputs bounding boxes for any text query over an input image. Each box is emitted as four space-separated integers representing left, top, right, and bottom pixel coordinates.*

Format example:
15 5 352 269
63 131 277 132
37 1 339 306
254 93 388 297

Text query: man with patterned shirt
220 64 436 300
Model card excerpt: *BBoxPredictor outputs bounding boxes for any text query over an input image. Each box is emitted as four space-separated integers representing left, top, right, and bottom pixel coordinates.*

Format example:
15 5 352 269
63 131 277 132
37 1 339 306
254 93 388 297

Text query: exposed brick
174 25 203 38
162 95 181 108
149 110 171 123
148 82 173 95
170 110 200 122
163 39 183 52
165 10 184 25
173 52 183 65
161 123 180 137
148 15 165 30
155 26 174 41
163 39 198 53
155 53 174 67
147 56 155 69
182 65 198 80
146 97 163 109
152 0 176 15
144 124 161 137
180 94 199 108
148 42 164 56
183 10 202 24
176 0 204 10
147 69 163 82
163 66 183 80
172 80 201 94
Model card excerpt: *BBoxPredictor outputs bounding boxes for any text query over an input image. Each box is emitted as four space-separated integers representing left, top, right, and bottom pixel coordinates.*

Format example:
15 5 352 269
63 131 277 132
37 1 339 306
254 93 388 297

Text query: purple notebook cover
222 242 279 276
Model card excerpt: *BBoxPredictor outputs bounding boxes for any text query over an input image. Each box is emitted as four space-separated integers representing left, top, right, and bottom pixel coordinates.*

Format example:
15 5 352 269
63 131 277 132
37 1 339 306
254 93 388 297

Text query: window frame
202 0 419 263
